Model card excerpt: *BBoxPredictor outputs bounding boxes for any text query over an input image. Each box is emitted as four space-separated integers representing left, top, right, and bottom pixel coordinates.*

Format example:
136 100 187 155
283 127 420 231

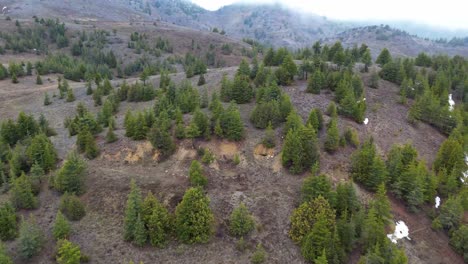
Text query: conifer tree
0 203 17 241
53 211 71 240
36 75 43 85
301 174 333 203
144 194 171 247
133 214 147 247
26 133 57 172
373 184 392 225
124 179 142 242
350 139 387 191
284 110 304 135
262 122 276 148
0 242 12 264
10 173 38 210
307 70 325 94
326 102 338 118
282 129 303 174
220 103 244 141
237 59 251 77
11 73 18 84
301 211 333 262
324 118 340 153
198 74 206 86
84 131 99 159
376 48 392 65
229 203 255 237
86 81 93 95
148 126 176 160
66 88 75 102
175 187 214 244
106 122 117 143
18 215 44 259
44 92 51 105
56 239 81 264
362 49 372 72
59 193 86 221
189 160 208 188
54 151 87 194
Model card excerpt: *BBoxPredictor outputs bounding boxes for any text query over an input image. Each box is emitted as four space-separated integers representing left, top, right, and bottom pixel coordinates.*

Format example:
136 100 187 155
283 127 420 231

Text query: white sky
191 0 468 30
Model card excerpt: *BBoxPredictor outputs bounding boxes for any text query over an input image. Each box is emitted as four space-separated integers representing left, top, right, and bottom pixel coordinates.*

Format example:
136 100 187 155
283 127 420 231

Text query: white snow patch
387 221 410 244
363 118 369 125
435 196 441 208
462 154 468 183
2 6 6 13
449 94 455 111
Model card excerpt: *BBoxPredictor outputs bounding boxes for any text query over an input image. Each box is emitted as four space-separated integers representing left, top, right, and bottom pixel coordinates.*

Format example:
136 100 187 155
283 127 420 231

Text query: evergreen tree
44 92 51 105
282 129 303 174
26 133 57 172
307 70 325 94
86 81 93 95
53 211 71 240
361 49 372 72
315 249 329 264
301 211 333 262
284 110 304 135
326 102 338 118
106 122 117 143
175 187 214 244
124 179 142 242
229 203 255 237
450 225 468 262
434 196 463 231
324 118 340 153
10 173 38 210
54 151 86 194
0 242 12 264
220 103 244 141
133 214 147 247
11 73 18 84
145 195 171 247
0 203 17 241
289 196 336 243
237 59 251 77
198 74 206 86
36 74 43 85
362 207 385 250
66 88 75 102
18 215 44 259
59 193 86 221
251 243 267 264
148 126 176 160
56 239 81 264
189 160 208 188
373 184 392 225
376 48 392 65
301 174 333 203
369 70 379 88
262 122 276 148
83 130 99 159
350 139 387 191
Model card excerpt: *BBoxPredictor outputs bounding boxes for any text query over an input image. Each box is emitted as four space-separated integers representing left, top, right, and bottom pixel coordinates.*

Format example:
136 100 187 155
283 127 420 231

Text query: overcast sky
191 0 468 30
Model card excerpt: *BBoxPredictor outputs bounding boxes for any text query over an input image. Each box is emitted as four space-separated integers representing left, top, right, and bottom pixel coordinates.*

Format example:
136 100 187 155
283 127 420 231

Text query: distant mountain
2 0 468 57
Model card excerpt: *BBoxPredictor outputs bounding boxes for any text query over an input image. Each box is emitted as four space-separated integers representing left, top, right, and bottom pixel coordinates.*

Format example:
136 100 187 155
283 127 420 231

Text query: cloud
191 0 468 30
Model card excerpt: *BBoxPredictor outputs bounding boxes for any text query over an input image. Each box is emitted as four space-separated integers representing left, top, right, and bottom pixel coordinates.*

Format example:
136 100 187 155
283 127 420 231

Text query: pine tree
284 110 304 135
0 203 17 241
10 173 38 210
326 102 338 118
373 184 392 225
0 242 12 264
376 48 392 65
26 133 57 172
301 212 333 262
145 195 171 247
66 88 75 102
133 214 147 247
315 249 329 264
282 129 304 174
84 131 99 159
11 73 18 84
18 215 44 259
435 196 463 231
307 70 325 94
251 243 267 264
54 151 86 194
220 103 244 141
59 193 86 221
198 74 206 86
324 118 340 153
237 59 251 77
86 81 93 95
124 179 142 242
307 109 320 132
370 70 379 88
148 126 176 160
289 196 336 243
53 211 71 240
262 122 276 148
106 122 117 143
362 49 372 72
362 207 385 250
56 239 81 264
301 174 333 203
350 139 387 191
36 75 43 85
229 203 255 237
175 187 214 244
189 160 208 188
44 92 51 105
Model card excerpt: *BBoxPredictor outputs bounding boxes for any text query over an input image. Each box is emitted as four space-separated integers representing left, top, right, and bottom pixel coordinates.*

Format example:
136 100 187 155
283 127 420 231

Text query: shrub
56 239 81 264
251 243 267 264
